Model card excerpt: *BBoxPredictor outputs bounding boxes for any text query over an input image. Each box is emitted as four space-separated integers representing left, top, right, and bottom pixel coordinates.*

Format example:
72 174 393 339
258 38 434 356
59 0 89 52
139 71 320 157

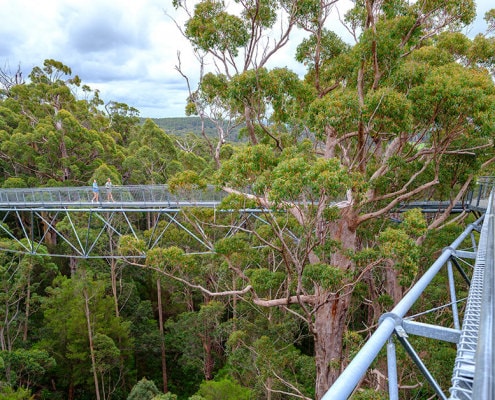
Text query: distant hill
143 117 243 140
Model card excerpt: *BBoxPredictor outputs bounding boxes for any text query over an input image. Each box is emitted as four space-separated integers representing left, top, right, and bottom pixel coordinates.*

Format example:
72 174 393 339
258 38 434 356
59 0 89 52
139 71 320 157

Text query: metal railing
465 176 495 211
323 214 483 399
0 184 226 208
0 176 492 210
325 190 495 399
470 202 495 399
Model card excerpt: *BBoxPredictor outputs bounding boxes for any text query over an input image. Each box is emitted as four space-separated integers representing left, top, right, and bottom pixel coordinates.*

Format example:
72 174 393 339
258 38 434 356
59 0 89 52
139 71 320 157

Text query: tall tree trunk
232 277 237 331
156 278 168 393
313 294 352 400
0 326 5 351
108 226 119 318
110 257 119 317
384 261 402 306
40 211 57 246
202 329 214 380
69 257 78 277
83 286 101 400
23 270 31 341
244 105 258 145
68 382 75 400
313 216 357 399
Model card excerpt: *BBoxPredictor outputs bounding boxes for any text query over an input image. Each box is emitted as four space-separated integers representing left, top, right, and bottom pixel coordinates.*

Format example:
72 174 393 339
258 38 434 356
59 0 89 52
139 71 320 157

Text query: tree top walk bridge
0 179 494 399
0 180 489 258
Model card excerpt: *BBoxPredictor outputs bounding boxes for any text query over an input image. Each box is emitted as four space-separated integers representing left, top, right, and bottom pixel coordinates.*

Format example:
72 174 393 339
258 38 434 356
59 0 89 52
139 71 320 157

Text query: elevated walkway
0 184 225 209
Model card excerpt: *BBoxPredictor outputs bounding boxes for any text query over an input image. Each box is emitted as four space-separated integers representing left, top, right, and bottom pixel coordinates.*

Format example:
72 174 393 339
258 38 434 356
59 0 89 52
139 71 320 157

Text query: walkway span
0 185 268 259
0 184 225 209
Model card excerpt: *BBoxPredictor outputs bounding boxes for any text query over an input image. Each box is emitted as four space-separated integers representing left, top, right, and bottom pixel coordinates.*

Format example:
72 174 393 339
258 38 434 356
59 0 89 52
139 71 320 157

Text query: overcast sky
1 0 493 119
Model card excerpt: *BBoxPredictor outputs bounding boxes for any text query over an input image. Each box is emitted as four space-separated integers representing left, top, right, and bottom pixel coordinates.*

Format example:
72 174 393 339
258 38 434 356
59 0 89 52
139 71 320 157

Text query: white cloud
0 0 493 118
0 0 195 118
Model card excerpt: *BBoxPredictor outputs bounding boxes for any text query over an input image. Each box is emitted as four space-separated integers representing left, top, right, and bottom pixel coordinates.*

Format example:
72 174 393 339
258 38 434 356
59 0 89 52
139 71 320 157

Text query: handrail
0 184 225 207
323 214 484 400
472 193 495 398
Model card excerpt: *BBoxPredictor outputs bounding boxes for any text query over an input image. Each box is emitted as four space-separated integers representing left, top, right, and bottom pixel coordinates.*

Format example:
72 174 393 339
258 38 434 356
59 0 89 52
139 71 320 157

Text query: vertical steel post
447 259 460 330
387 338 399 400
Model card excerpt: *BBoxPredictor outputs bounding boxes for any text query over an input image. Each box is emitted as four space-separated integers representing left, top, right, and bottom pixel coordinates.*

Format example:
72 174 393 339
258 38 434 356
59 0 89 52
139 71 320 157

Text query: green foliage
435 31 471 58
146 246 186 273
363 87 412 134
351 388 387 399
379 227 420 286
165 301 227 396
39 273 132 397
123 119 180 184
252 335 315 398
247 268 285 294
195 378 251 400
168 170 207 193
0 384 33 400
401 209 427 238
92 333 121 375
307 90 360 135
2 177 27 188
185 0 249 56
127 378 161 400
118 235 147 257
0 59 123 185
302 263 344 292
152 393 178 400
217 193 258 210
0 349 55 389
296 28 350 69
215 144 277 191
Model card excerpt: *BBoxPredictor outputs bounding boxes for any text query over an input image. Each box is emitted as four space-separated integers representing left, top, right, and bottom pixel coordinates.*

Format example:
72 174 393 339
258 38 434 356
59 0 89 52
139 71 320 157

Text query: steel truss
324 192 495 399
0 206 275 258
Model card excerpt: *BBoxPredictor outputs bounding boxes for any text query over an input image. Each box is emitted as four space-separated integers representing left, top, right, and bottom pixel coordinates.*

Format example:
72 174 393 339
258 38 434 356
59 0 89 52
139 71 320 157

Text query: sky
1 0 493 119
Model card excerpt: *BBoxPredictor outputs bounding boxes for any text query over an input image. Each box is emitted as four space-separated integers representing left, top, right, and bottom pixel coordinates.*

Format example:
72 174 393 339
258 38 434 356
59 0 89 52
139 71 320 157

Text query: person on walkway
105 177 114 202
92 179 99 203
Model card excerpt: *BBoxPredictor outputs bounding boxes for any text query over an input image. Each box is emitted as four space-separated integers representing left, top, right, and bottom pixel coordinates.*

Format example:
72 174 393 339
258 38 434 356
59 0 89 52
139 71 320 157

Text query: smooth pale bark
83 287 101 400
23 271 31 342
385 263 403 306
110 257 119 317
107 227 120 318
156 279 168 393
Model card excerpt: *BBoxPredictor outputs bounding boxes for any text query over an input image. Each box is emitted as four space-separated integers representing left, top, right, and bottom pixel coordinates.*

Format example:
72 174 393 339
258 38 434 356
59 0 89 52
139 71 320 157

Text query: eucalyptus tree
123 119 180 184
165 1 495 398
0 243 57 352
0 59 124 185
39 272 132 400
172 0 316 165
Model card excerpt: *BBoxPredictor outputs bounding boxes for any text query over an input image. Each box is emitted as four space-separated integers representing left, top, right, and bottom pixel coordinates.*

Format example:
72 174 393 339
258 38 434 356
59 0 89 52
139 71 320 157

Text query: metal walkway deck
0 185 265 258
0 184 226 209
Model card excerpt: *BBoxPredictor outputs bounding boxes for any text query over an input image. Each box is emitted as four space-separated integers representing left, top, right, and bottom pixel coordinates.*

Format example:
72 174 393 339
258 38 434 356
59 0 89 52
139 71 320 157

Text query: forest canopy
0 1 495 399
